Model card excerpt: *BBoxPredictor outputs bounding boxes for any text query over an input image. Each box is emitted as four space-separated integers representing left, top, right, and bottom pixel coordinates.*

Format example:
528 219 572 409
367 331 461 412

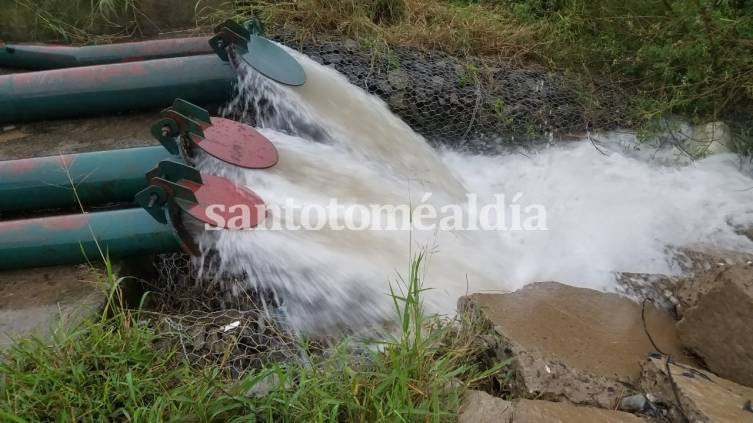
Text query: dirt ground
0 266 104 347
0 111 157 160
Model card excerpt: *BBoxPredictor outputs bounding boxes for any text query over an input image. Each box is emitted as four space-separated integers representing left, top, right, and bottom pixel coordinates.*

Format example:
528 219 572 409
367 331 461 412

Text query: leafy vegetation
0 253 504 422
494 0 753 122
4 0 137 43
236 0 753 125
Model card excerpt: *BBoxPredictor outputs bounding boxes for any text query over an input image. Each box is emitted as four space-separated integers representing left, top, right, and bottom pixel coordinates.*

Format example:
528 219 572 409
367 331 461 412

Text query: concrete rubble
641 356 753 422
460 282 694 409
461 271 753 422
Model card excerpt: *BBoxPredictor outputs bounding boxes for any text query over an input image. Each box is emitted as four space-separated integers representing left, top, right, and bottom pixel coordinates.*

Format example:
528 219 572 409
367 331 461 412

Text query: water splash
196 47 753 334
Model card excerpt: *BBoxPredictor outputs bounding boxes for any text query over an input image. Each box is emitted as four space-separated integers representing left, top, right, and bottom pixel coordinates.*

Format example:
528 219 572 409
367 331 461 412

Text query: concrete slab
641 356 753 422
461 282 695 408
512 399 644 423
459 390 514 423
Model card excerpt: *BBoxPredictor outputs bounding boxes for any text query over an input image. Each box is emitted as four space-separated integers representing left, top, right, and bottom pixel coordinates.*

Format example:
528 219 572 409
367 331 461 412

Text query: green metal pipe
0 55 235 123
0 146 171 215
0 208 180 270
0 38 213 69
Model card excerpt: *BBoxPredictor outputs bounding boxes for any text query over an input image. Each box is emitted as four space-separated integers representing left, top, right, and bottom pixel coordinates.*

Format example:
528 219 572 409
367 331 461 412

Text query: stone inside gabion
266 34 627 152
152 252 279 314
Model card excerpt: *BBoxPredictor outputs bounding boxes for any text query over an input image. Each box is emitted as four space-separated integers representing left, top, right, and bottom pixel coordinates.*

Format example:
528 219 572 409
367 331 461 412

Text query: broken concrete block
460 282 694 408
459 390 514 423
641 356 753 422
513 399 644 422
460 391 644 423
676 264 753 387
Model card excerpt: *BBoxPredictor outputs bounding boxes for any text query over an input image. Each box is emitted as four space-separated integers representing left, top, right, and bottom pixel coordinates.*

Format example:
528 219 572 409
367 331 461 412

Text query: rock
673 250 753 314
460 282 694 409
459 391 643 423
641 356 753 422
686 121 735 157
618 394 650 413
615 248 753 316
388 91 406 109
189 324 207 351
676 264 753 387
245 373 282 398
387 69 409 89
459 390 514 423
671 247 753 276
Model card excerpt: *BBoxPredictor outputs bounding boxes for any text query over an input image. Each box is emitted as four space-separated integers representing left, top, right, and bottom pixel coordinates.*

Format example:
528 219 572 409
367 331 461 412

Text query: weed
6 0 138 43
492 98 514 126
457 63 478 86
0 252 505 422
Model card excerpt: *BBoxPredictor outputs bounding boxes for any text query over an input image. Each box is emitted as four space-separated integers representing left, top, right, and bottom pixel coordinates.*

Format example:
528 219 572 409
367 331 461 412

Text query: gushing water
195 48 753 334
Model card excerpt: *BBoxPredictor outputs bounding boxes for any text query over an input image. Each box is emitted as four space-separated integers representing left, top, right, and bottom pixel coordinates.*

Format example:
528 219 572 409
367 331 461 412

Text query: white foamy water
195 48 753 334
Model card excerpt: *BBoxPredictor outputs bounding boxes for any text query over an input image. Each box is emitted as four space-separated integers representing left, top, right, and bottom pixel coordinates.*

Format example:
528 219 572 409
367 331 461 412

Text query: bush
479 0 753 122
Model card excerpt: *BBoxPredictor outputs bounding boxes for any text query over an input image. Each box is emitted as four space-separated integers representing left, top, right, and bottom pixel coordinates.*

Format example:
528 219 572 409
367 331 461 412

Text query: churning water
194 48 753 334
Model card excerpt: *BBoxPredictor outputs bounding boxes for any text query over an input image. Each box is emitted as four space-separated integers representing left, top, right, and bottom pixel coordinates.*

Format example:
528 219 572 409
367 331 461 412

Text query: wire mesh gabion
270 34 627 152
149 253 302 375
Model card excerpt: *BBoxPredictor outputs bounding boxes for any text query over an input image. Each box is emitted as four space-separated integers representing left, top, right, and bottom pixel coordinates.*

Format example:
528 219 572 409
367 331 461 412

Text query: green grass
3 0 137 43
220 0 753 131
0 253 505 422
7 0 750 138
